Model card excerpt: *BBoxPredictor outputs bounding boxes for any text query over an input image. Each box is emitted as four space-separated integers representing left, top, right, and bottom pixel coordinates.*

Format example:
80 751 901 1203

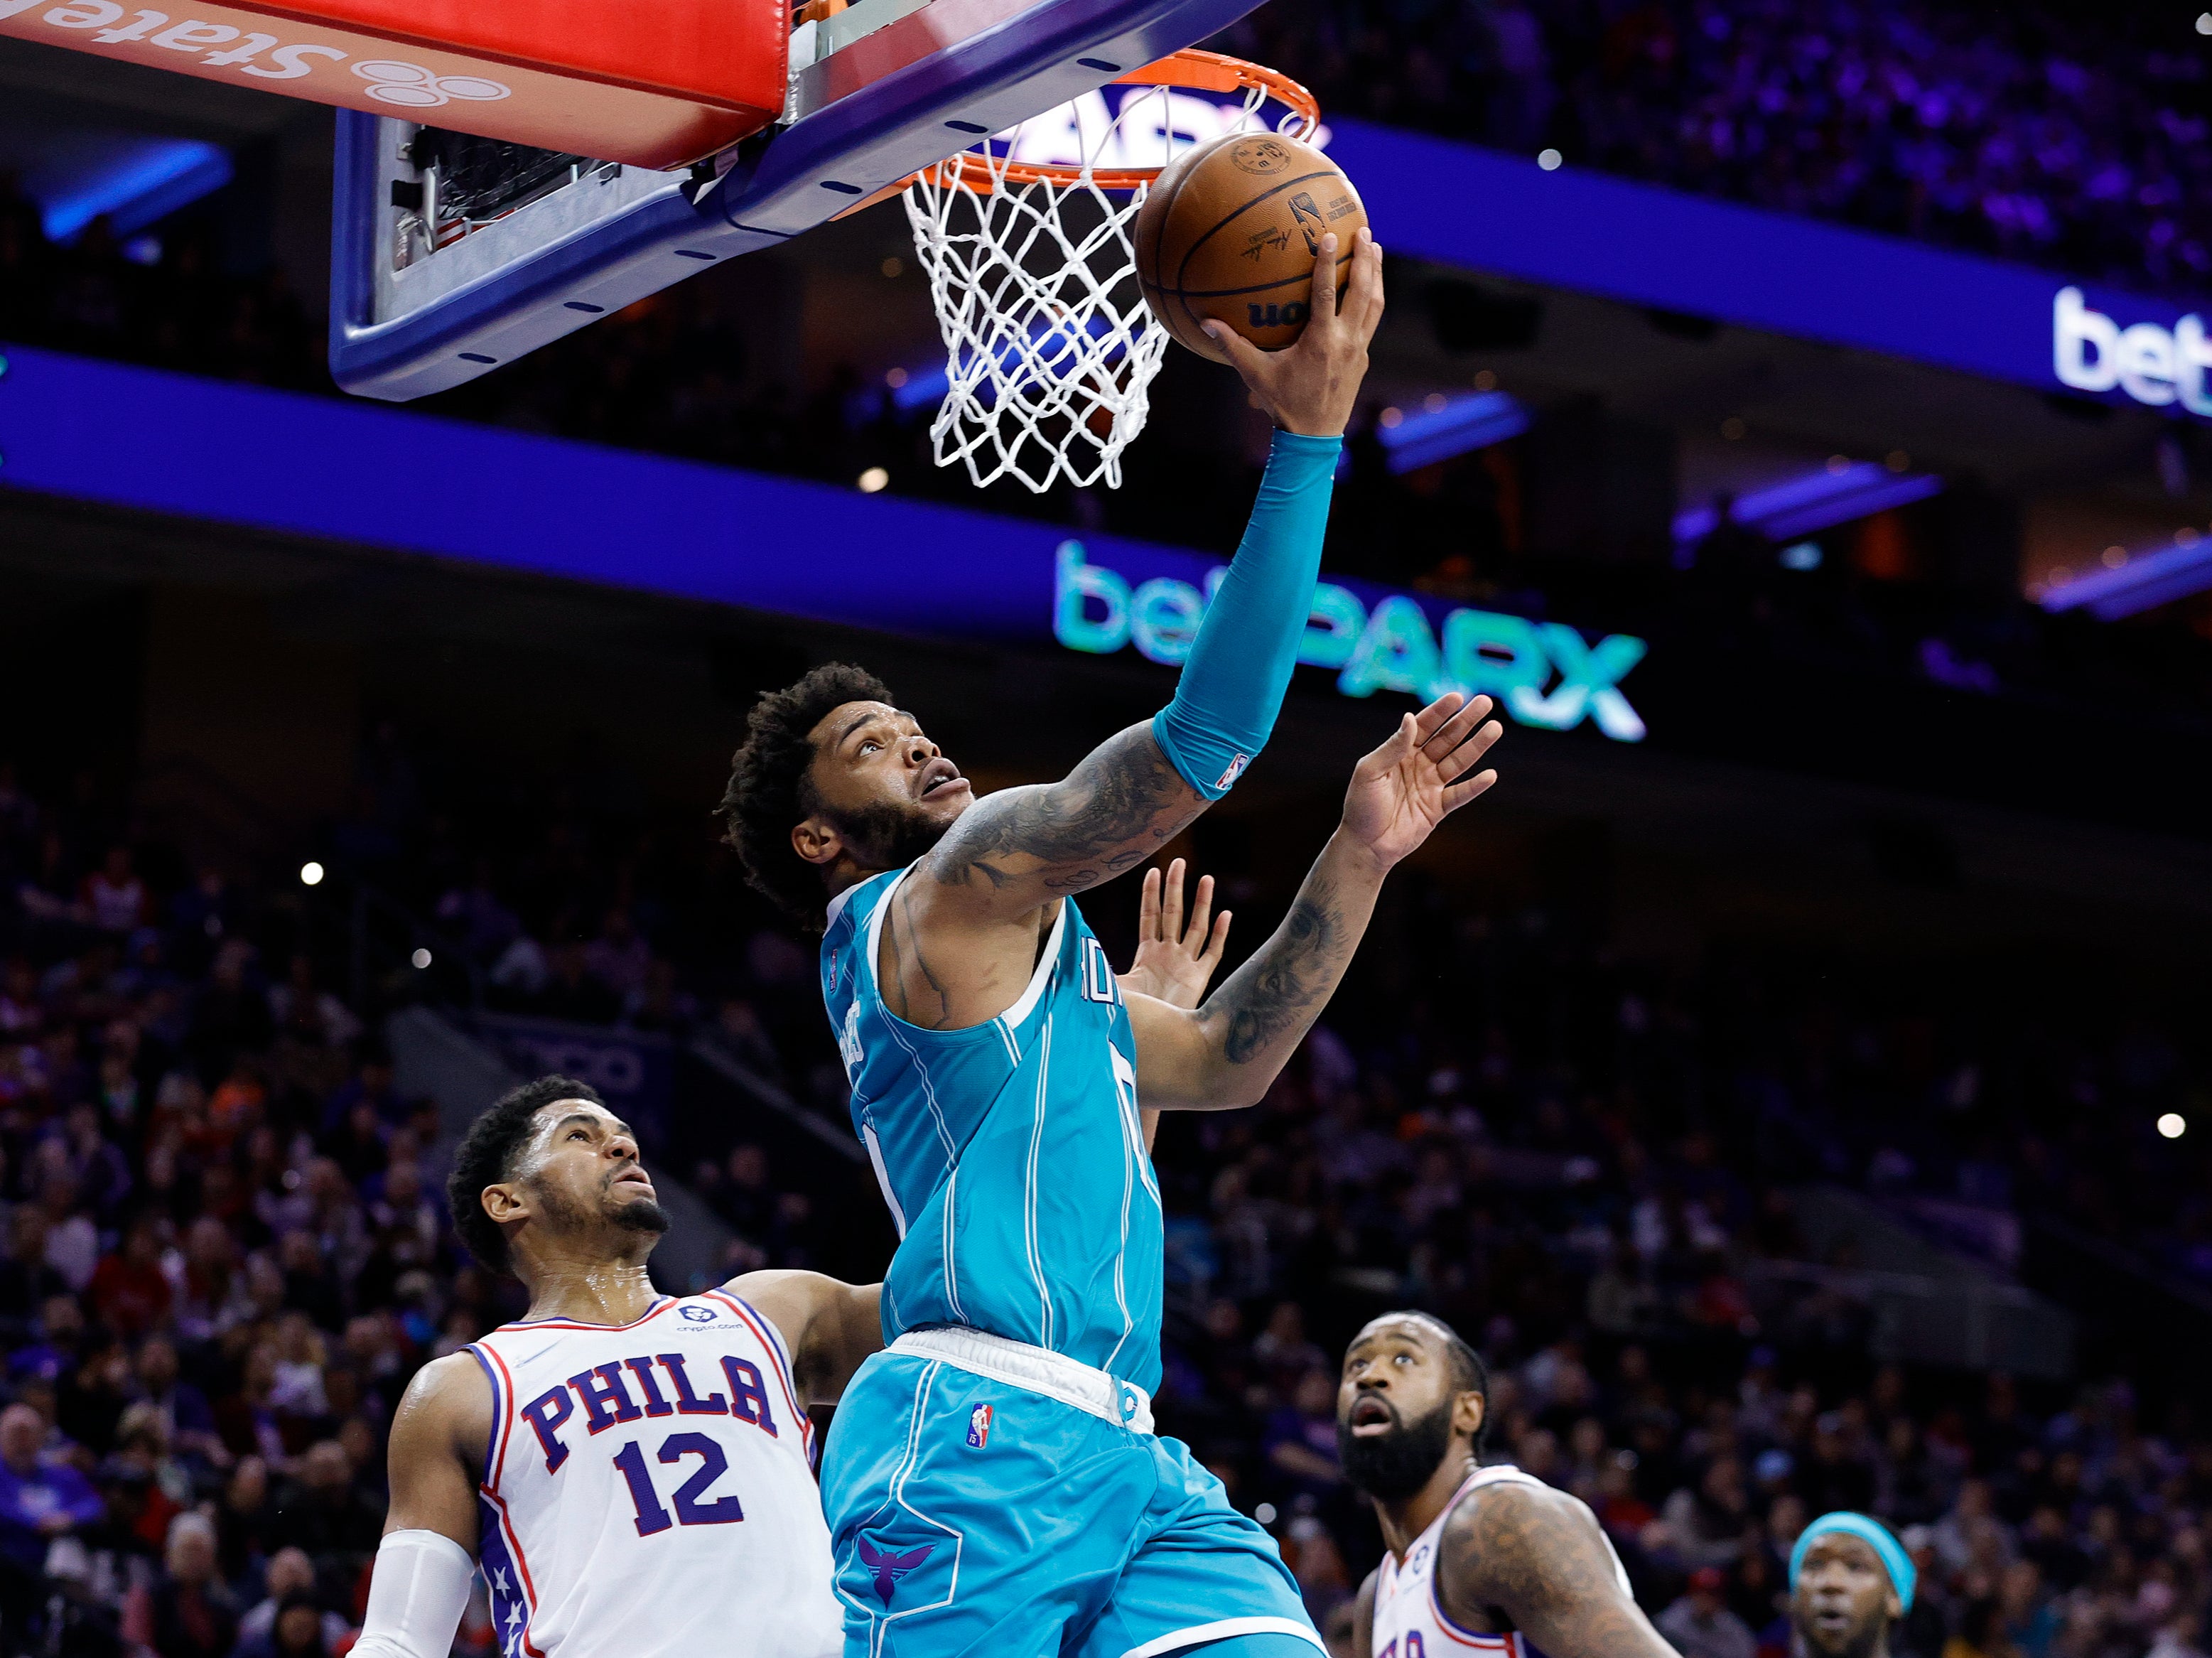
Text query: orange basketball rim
917 48 1321 194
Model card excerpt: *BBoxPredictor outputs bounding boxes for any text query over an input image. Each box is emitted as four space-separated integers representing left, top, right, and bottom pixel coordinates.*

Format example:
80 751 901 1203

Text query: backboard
0 0 784 171
328 0 1270 401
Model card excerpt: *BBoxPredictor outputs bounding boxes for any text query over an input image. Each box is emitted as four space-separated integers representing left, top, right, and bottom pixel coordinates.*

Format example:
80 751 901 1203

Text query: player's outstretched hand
1122 858 1232 1010
1203 226 1383 438
1339 692 1502 870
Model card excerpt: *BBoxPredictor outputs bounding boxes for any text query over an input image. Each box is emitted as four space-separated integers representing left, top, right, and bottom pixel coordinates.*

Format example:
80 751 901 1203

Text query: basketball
1132 132 1369 364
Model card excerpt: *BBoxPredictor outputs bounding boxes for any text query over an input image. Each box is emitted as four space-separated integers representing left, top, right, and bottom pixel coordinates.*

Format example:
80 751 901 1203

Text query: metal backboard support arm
329 0 1266 399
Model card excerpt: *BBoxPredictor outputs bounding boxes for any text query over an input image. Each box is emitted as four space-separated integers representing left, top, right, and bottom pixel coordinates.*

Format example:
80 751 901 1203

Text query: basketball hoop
901 49 1320 493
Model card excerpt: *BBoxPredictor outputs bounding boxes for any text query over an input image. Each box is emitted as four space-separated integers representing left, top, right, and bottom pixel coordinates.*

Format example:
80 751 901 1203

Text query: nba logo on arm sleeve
966 1404 993 1448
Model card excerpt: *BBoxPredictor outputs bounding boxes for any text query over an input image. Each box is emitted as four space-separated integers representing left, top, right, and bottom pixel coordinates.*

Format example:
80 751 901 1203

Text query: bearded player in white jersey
350 1075 882 1658
1339 1313 1676 1658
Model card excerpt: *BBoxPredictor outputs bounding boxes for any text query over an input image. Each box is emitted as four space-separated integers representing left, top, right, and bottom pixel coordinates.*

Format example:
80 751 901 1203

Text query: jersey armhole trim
704 1289 816 1458
1424 1472 1519 1648
718 1290 797 1382
478 1484 546 1658
1429 1580 1514 1647
995 895 1069 1030
465 1342 510 1493
860 866 1070 1043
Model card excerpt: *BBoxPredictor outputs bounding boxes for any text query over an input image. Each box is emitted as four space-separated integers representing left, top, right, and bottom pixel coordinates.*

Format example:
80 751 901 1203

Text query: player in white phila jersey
1336 1314 1674 1658
350 1075 882 1658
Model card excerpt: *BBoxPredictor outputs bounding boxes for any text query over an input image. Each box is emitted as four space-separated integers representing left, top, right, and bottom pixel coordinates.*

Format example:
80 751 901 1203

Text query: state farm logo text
0 0 509 101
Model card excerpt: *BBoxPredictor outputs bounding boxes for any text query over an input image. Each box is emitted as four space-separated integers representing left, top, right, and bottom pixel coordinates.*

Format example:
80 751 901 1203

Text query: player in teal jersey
716 230 1506 1658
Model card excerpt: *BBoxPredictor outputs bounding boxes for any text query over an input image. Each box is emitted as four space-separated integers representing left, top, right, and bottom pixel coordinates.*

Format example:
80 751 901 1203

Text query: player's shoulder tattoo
927 723 1199 894
1439 1477 1602 1615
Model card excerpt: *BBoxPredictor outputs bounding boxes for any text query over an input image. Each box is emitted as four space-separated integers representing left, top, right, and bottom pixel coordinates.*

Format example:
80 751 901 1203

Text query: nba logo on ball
966 1404 993 1448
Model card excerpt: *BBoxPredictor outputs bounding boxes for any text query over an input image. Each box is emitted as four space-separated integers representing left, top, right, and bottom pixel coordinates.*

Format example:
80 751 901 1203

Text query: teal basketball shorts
821 1330 1324 1658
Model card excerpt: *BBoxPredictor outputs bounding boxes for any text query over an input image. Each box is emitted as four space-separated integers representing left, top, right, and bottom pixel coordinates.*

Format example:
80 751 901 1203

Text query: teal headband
1789 1512 1916 1613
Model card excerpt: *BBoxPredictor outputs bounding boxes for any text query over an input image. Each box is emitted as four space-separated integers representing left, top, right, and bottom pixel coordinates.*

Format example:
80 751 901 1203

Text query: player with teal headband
1790 1513 1917 1658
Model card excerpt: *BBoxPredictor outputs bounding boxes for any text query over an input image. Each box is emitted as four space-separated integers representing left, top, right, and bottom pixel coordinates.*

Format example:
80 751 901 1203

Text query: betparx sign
2053 287 2212 416
1054 542 1647 742
0 347 1645 724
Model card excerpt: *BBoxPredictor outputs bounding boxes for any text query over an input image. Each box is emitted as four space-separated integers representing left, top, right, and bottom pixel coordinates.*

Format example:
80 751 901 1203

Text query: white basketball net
902 79 1278 494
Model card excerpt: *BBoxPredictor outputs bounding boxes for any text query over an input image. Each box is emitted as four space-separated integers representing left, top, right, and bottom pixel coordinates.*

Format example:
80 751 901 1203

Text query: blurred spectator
1265 1371 1346 1504
1253 1302 1329 1393
1663 1455 1753 1571
270 1441 380 1600
83 848 149 935
1282 1510 1354 1623
2148 1617 2206 1658
0 1209 68 1338
1661 1566 1758 1658
237 1590 328 1658
234 1549 347 1654
133 1336 224 1472
1941 1595 2014 1658
2001 1560 2059 1658
139 1512 241 1658
584 908 651 1003
90 1214 173 1338
268 957 363 1053
0 1400 102 1610
1933 1479 2016 1580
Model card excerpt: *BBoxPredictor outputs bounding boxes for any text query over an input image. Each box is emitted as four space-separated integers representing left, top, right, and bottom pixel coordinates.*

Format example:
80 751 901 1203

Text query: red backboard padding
0 0 786 168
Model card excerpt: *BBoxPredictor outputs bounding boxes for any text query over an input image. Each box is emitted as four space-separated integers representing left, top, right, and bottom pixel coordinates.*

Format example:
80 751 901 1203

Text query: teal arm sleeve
1151 429 1342 797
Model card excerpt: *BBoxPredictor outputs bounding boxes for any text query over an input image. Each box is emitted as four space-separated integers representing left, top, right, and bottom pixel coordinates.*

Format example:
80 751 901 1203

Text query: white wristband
354 1529 476 1658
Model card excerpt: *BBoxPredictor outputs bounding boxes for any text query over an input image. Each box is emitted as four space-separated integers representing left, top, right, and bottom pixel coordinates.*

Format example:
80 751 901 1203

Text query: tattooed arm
924 723 1210 909
873 723 1212 1030
1435 1482 1674 1658
1126 694 1501 1111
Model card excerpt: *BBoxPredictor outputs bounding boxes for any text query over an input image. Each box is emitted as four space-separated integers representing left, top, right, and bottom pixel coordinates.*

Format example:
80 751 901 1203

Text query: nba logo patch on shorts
1214 753 1251 791
966 1403 993 1448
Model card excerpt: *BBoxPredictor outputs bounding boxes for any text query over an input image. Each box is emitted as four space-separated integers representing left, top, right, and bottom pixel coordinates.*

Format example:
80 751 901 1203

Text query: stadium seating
0 721 2205 1658
1219 0 2212 297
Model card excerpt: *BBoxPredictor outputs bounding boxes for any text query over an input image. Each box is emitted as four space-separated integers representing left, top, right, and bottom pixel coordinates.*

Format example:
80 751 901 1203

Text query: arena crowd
1220 0 2212 296
0 722 2206 1658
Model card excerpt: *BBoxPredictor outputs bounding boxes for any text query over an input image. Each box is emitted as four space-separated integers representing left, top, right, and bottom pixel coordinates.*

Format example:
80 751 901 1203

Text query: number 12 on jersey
611 1433 746 1535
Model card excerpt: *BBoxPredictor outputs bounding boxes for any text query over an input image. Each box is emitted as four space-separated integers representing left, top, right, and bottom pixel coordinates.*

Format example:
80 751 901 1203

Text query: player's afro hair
446 1074 608 1276
718 662 895 932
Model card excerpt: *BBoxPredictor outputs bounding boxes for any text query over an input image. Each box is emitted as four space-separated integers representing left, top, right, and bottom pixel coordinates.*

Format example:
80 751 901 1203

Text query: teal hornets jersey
819 866 1165 1395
